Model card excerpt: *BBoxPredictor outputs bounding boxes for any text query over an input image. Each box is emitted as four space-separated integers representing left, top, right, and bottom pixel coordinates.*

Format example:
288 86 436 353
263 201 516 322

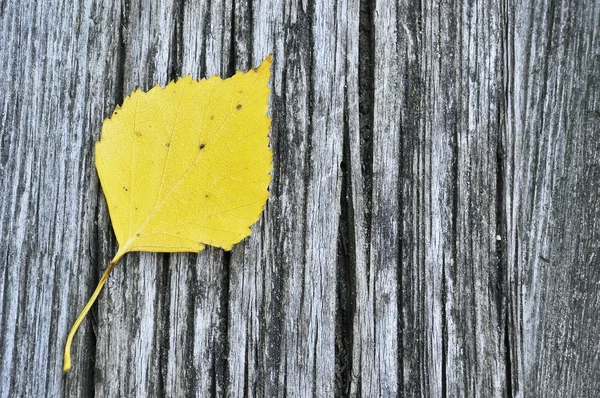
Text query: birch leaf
64 55 272 372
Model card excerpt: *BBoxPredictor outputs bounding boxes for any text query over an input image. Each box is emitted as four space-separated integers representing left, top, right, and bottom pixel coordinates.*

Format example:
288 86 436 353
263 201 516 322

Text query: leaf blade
95 55 272 253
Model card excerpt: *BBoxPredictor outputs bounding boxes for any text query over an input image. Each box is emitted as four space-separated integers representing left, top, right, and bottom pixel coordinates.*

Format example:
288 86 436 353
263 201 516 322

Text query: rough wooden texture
1 0 599 397
507 1 600 396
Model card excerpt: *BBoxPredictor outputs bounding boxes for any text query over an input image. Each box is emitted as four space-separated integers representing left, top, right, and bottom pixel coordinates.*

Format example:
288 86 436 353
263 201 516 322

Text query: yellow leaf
63 55 272 373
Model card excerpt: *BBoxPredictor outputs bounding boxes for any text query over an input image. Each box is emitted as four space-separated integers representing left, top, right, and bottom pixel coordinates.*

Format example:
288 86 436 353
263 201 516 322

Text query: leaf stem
63 250 125 373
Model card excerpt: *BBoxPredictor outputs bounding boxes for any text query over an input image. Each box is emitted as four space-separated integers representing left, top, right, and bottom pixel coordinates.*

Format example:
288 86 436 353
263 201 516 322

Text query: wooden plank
93 1 181 396
224 0 287 396
0 1 121 397
424 0 507 396
350 0 508 395
225 0 348 396
507 1 600 396
444 0 507 394
348 0 402 395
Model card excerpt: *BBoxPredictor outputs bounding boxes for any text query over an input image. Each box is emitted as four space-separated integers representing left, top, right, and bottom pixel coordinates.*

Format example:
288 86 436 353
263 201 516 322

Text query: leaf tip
255 54 273 73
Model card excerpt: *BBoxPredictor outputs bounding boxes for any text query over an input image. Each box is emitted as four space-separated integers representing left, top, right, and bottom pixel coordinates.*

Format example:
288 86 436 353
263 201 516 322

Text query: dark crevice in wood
156 254 170 397
496 1 517 398
78 172 100 398
441 255 448 398
267 79 285 398
200 0 211 77
169 0 185 81
282 352 288 398
396 195 404 394
446 105 457 398
504 313 513 398
114 0 127 107
312 322 318 398
503 0 518 392
358 0 374 264
355 0 375 394
247 0 254 64
186 256 198 395
513 227 521 393
221 251 231 397
302 0 315 300
257 227 267 398
228 0 236 77
243 336 249 398
499 152 514 397
335 96 354 397
496 38 512 397
92 202 110 395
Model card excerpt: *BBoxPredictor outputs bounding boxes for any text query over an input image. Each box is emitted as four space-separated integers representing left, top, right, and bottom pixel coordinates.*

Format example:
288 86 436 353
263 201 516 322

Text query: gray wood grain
507 1 600 396
349 0 402 396
0 1 121 397
418 1 506 396
1 0 599 397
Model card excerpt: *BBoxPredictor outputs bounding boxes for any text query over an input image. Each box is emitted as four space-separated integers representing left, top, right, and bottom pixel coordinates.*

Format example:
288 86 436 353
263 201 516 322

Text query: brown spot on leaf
236 104 242 110
199 143 205 150
165 142 170 147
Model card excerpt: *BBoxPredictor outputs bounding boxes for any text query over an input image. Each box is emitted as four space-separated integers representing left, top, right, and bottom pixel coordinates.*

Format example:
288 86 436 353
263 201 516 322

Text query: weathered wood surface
1 0 599 397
